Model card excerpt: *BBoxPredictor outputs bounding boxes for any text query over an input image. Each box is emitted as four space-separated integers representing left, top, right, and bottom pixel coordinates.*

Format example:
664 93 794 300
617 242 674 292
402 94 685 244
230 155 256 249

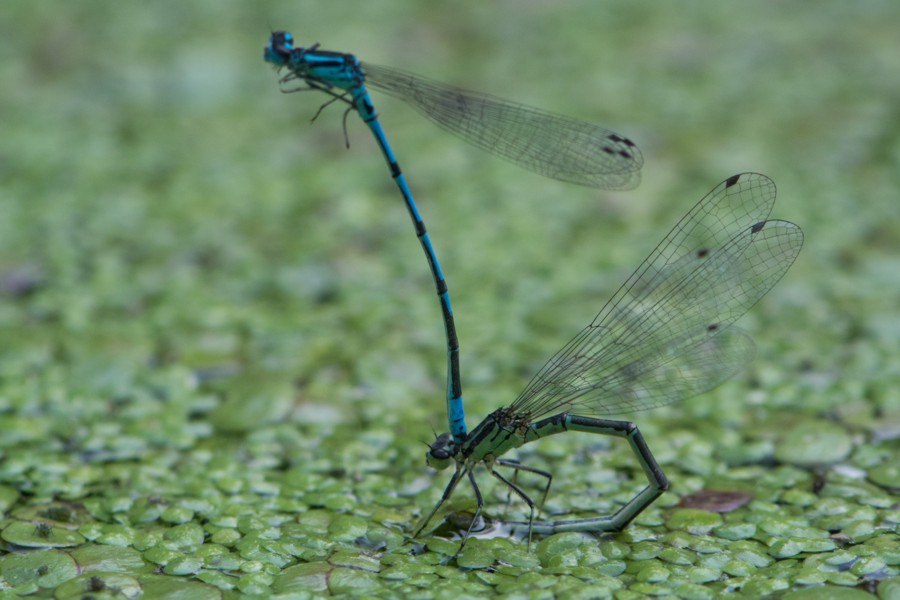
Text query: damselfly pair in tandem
264 30 803 552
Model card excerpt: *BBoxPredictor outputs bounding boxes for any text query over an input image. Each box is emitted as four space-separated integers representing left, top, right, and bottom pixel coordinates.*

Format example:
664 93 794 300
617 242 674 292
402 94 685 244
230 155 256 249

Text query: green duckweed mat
0 2 898 598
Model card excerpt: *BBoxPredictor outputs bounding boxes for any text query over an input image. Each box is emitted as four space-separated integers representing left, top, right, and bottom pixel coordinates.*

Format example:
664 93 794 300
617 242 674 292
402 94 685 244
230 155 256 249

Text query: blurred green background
0 1 898 597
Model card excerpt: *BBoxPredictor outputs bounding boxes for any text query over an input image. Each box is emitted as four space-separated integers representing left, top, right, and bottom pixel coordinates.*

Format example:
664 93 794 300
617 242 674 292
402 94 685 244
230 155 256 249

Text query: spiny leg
310 91 350 123
495 458 554 510
289 84 352 145
412 465 466 539
453 470 485 557
278 80 316 93
490 468 539 550
278 71 333 94
496 458 522 507
340 106 353 148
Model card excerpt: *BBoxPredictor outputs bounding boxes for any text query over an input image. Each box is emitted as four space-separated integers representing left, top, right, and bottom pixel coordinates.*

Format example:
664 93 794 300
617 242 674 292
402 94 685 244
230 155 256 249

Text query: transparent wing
361 62 642 190
510 173 803 419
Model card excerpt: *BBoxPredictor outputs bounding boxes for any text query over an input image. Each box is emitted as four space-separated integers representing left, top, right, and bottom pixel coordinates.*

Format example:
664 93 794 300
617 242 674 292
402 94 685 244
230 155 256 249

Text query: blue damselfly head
264 31 294 66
